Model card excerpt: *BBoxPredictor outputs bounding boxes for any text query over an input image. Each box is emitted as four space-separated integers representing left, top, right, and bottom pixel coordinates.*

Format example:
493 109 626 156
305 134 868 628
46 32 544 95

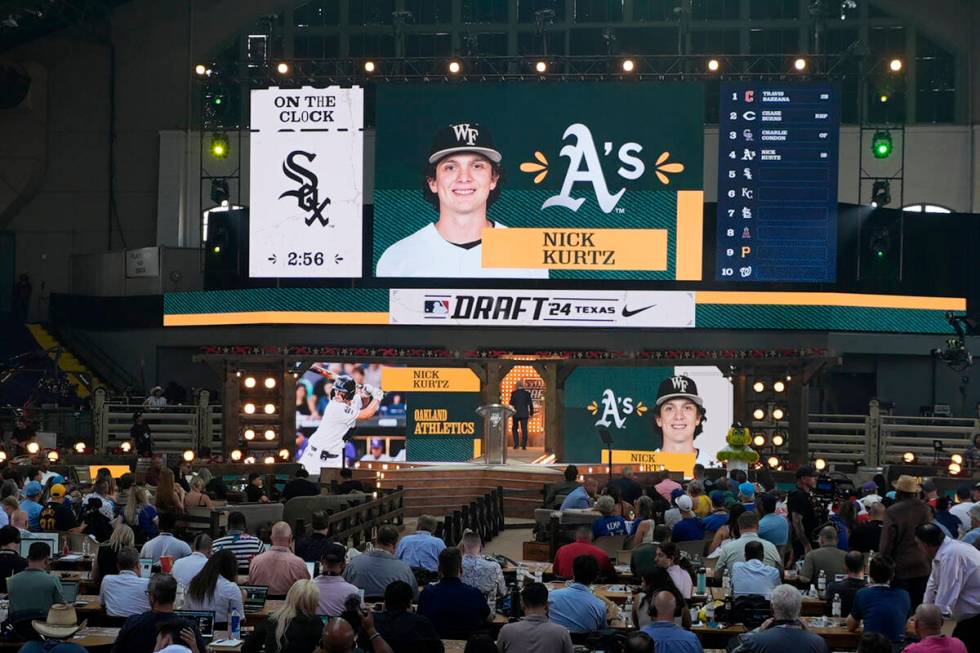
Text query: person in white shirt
948 485 974 534
171 534 211 588
139 512 192 562
298 370 382 475
376 123 549 280
144 386 167 408
99 547 151 617
183 549 244 625
917 523 980 650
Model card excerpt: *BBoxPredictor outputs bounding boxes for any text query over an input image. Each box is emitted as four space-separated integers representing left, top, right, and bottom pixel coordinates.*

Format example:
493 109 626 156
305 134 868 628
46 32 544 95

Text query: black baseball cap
428 123 502 164
320 542 347 564
655 375 703 408
796 465 818 479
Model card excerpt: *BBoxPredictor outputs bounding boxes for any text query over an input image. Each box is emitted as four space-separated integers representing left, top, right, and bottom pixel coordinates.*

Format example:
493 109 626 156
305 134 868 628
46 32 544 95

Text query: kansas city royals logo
451 123 480 145
279 150 331 226
588 388 648 429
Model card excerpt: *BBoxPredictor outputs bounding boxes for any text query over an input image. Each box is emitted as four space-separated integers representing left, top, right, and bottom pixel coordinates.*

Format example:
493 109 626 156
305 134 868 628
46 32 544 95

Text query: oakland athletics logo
279 150 332 226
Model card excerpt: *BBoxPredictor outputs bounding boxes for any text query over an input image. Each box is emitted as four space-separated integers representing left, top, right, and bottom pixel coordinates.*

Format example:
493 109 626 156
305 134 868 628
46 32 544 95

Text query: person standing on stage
509 380 534 450
130 412 152 457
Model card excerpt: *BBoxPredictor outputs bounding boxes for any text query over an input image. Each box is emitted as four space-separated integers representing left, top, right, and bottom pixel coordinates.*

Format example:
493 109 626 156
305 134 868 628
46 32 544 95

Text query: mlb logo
424 300 450 316
744 90 754 103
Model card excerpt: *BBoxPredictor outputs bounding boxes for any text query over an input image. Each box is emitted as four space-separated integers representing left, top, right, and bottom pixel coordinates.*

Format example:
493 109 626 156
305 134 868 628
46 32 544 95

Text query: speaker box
204 207 248 289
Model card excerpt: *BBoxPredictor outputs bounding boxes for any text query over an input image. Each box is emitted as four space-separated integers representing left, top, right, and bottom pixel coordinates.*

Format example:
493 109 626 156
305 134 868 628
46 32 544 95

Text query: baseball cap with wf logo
655 375 703 408
428 123 502 164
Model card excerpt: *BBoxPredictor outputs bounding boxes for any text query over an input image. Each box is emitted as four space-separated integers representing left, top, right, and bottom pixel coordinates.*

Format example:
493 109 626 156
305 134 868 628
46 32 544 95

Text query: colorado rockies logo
279 150 331 226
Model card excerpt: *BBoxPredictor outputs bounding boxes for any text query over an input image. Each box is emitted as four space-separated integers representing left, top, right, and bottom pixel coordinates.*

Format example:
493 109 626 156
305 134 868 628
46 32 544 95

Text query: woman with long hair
91 523 135 585
655 542 694 599
183 475 213 510
123 484 159 540
634 567 691 629
184 549 244 624
155 468 185 514
244 579 321 653
630 496 657 546
707 503 746 554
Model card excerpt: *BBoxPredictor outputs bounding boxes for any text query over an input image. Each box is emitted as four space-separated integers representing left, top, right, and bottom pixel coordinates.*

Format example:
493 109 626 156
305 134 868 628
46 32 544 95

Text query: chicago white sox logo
451 123 480 145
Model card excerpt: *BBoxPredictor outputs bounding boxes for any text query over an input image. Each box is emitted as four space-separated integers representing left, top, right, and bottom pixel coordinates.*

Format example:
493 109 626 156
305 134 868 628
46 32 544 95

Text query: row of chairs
438 486 506 547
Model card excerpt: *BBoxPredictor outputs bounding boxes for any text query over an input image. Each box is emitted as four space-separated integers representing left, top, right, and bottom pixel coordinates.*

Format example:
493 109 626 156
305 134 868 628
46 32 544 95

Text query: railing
53 324 142 395
327 488 406 548
94 388 220 454
440 487 506 547
807 413 872 465
0 406 93 447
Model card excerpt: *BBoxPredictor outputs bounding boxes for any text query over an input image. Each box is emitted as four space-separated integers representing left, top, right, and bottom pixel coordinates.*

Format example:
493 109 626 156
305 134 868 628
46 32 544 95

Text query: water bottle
706 602 716 627
176 582 185 609
229 608 241 640
534 568 543 584
817 570 826 593
623 589 634 628
722 570 731 595
696 566 707 595
517 563 527 589
831 593 842 618
487 587 497 613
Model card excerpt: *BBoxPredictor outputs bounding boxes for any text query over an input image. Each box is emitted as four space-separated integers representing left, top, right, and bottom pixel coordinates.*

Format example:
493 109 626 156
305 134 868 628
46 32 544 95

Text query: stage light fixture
47 450 59 462
264 377 276 389
236 370 242 377
231 449 243 461
183 450 195 462
879 94 889 103
264 429 276 441
872 130 893 159
752 408 766 420
27 442 39 455
902 451 916 463
263 403 276 415
815 458 827 471
793 57 807 71
772 407 786 420
210 178 229 206
773 380 786 393
243 402 256 414
448 60 461 74
889 58 903 72
870 180 891 209
244 429 256 441
120 441 132 453
209 132 229 159
535 60 548 73
785 374 792 381
74 442 86 453
771 432 785 447
263 456 275 464
707 58 720 72
767 456 780 468
948 462 961 475
278 449 290 460
244 376 257 389
244 456 256 464
753 381 765 392
363 60 375 73
621 59 635 72
276 61 290 75
0 452 6 462
753 434 767 447
194 64 207 76
951 453 963 465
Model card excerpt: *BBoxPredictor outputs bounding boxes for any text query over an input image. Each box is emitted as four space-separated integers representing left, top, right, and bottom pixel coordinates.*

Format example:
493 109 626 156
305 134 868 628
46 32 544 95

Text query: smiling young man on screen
375 122 548 279
653 375 706 455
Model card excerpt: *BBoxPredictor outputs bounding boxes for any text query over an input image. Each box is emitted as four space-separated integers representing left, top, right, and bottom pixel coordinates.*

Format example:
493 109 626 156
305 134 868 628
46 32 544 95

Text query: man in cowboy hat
880 474 932 607
19 604 88 653
145 386 167 409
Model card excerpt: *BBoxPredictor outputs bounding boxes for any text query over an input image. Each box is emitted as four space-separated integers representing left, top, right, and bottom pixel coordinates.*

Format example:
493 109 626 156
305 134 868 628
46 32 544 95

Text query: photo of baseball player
376 122 549 279
297 363 384 475
653 375 707 454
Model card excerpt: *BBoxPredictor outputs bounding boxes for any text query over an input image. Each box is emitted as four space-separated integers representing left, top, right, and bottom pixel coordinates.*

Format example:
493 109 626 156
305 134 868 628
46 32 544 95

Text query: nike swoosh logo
622 304 657 318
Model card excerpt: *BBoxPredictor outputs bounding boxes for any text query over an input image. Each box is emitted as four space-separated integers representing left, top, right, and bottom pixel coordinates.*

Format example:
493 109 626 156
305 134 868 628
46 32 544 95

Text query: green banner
374 83 704 280
564 367 674 463
406 391 481 462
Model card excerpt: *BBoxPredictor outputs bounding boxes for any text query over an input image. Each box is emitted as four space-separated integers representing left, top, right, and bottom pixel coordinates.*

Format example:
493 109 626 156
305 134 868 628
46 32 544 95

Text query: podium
476 403 515 465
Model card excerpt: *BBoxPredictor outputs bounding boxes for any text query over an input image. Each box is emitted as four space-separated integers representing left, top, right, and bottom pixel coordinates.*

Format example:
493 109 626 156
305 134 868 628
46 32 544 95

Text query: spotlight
870 179 891 209
210 178 230 206
534 60 548 73
879 94 889 103
244 376 257 389
707 58 720 72
772 407 786 420
243 402 256 415
264 377 276 389
773 380 786 393
231 449 243 461
263 456 275 465
871 130 893 159
621 59 635 72
771 432 785 447
951 454 963 465
244 456 256 465
753 381 765 393
752 408 766 420
74 442 86 454
27 442 40 455
209 132 230 160
211 245 221 255
448 60 461 74
793 57 807 71
47 450 59 462
767 456 780 468
363 60 376 73
753 434 767 447
0 452 5 462
276 61 290 75
815 458 827 471
948 462 961 475
785 375 792 381
263 403 276 415
244 429 256 441
182 450 195 462
264 429 276 441
194 64 207 76
888 58 903 72
278 449 290 460
120 441 132 453
902 451 916 463
236 370 242 377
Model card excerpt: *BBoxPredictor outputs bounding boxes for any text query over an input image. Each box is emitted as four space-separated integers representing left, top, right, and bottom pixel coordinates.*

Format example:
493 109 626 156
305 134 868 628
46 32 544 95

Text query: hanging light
621 59 635 72
182 450 195 462
363 60 376 73
231 449 243 461
264 377 276 389
0 451 6 462
244 456 256 465
194 64 207 76
793 57 807 71
448 60 461 74
534 60 548 73
888 58 903 72
707 58 720 72
276 61 290 75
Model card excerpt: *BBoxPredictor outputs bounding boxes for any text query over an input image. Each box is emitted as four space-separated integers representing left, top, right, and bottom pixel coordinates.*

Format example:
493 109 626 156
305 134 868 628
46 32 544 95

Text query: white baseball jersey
299 394 362 474
376 222 550 278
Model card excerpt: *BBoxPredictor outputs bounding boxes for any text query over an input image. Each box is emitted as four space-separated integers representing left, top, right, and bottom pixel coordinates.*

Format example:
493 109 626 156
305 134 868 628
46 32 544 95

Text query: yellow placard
89 465 132 480
600 450 697 477
382 367 481 392
482 228 667 270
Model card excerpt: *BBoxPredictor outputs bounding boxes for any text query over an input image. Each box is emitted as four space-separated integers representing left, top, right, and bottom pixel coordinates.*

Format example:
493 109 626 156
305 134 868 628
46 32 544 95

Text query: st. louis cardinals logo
588 388 648 429
279 150 331 226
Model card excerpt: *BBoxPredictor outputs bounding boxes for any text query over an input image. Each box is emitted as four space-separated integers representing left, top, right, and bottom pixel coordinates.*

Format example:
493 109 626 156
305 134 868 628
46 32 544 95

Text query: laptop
21 533 59 559
175 610 216 640
240 585 269 613
60 580 80 603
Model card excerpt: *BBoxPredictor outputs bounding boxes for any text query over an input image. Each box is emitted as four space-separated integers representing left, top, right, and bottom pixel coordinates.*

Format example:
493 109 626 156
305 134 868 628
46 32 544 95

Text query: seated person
244 473 270 503
824 550 867 617
395 515 446 573
731 540 781 599
592 495 629 539
733 584 829 653
846 554 911 645
553 526 614 579
798 526 847 586
333 468 366 495
640 591 703 653
417 548 490 639
99 547 151 617
630 525 671 580
544 465 580 509
498 582 575 652
371 580 440 652
282 468 320 500
670 496 705 542
560 477 598 511
548 554 608 634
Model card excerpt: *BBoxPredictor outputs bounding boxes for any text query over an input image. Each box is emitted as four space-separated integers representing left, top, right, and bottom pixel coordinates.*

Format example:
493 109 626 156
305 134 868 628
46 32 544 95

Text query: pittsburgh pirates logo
451 123 480 145
279 150 332 226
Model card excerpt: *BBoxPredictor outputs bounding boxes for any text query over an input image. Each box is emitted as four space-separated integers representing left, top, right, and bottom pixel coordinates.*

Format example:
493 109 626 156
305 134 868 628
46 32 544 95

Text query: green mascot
716 422 758 474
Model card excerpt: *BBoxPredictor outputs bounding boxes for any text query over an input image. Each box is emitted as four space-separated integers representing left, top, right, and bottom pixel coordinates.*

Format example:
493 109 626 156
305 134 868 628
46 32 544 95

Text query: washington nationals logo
279 150 331 226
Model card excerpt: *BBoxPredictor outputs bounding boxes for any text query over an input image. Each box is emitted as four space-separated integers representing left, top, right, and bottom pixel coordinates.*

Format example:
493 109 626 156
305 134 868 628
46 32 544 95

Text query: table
75 594 284 627
691 587 827 616
70 627 119 650
693 617 860 649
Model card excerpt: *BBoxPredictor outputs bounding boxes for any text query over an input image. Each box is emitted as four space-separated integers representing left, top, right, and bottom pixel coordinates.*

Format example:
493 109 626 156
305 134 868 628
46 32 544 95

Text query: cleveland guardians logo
279 150 331 226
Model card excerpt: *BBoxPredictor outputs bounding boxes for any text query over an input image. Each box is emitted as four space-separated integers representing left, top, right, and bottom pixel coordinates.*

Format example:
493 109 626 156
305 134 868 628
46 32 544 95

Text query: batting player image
653 375 707 454
298 364 384 475
376 123 549 279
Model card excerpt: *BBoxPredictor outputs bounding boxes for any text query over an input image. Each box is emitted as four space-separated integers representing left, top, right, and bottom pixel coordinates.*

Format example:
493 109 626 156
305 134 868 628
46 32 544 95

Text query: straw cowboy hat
892 475 922 494
32 604 86 639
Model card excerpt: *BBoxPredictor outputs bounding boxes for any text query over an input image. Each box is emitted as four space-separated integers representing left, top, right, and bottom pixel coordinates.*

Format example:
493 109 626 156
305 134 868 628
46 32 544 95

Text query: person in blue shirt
738 482 757 512
560 477 597 511
670 495 705 542
548 554 608 633
592 495 629 539
395 514 446 572
847 554 911 644
641 591 703 653
757 493 789 546
19 481 44 531
731 540 781 599
702 492 730 533
416 548 490 639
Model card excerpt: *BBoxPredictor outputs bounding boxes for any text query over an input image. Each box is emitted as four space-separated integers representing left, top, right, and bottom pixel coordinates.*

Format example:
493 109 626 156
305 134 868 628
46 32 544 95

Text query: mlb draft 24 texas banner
249 86 364 278
373 83 704 281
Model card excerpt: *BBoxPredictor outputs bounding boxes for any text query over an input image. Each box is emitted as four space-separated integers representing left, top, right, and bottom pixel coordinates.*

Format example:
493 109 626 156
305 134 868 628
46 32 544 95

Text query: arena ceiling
0 0 131 51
